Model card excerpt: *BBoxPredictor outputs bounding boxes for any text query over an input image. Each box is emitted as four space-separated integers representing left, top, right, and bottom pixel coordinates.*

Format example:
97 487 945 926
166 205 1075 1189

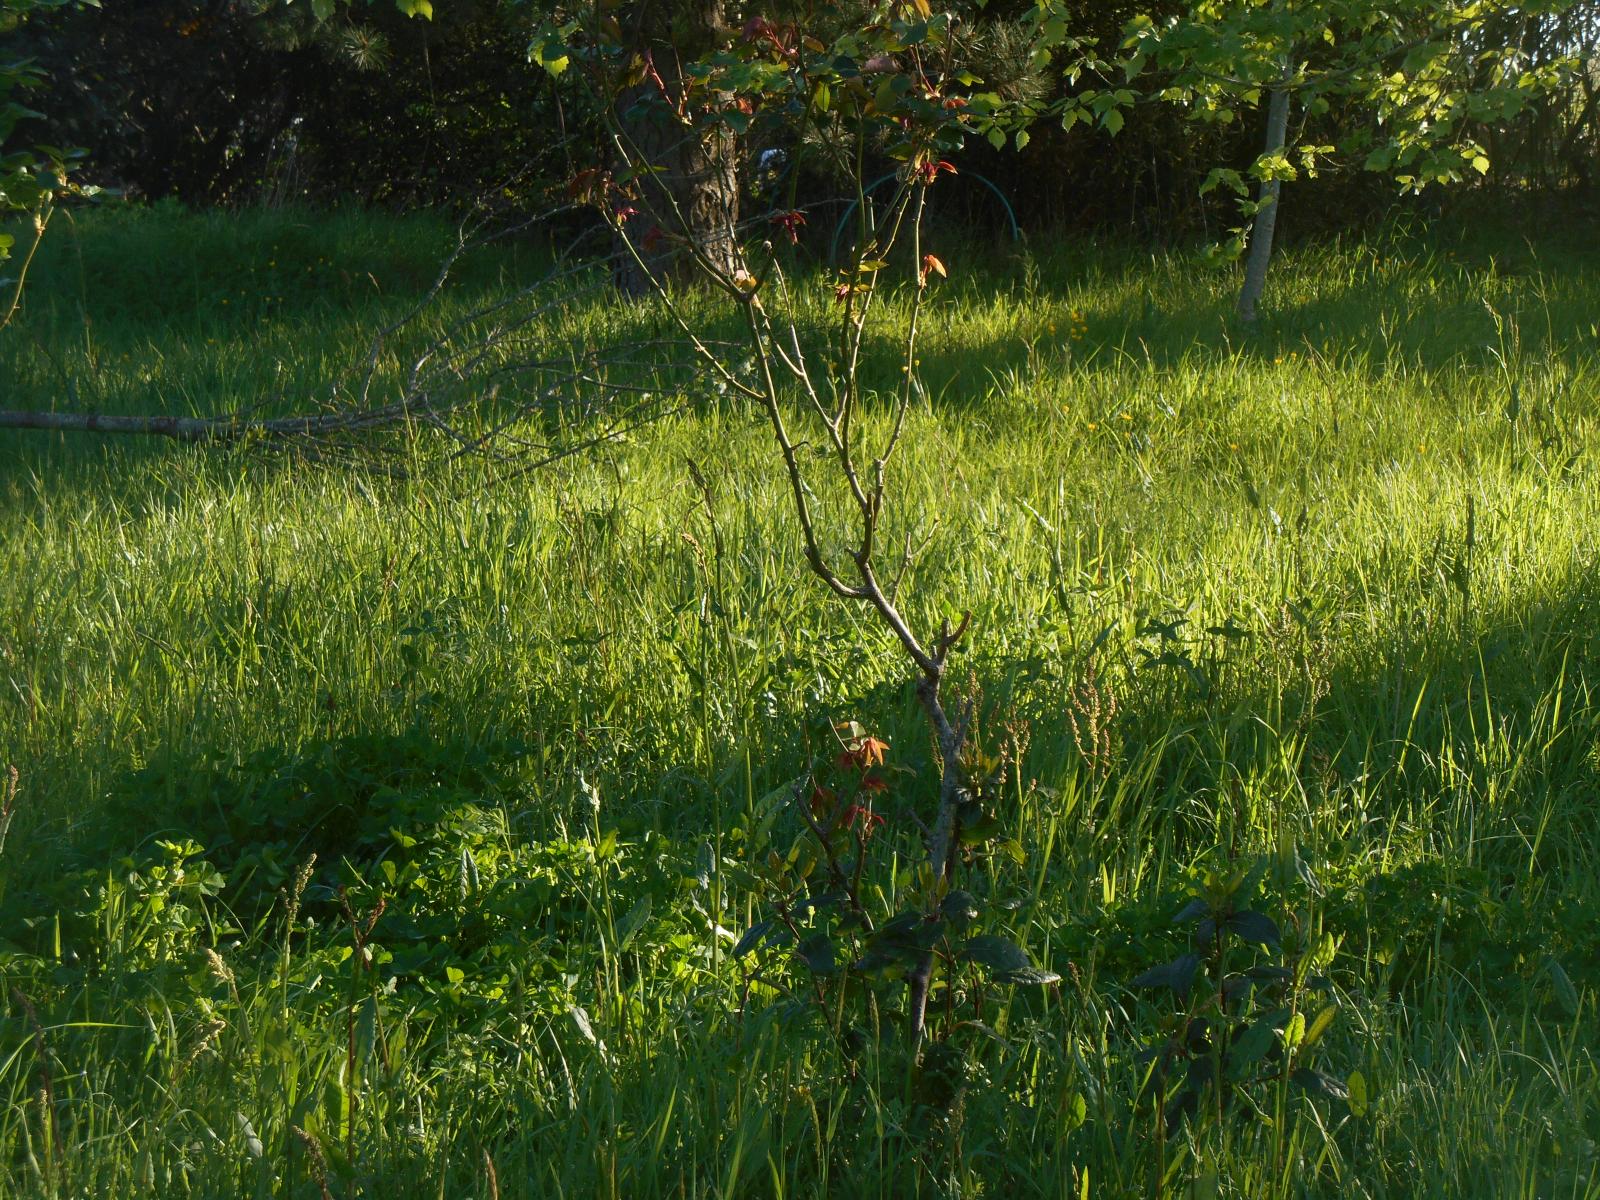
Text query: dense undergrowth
1 204 1599 1197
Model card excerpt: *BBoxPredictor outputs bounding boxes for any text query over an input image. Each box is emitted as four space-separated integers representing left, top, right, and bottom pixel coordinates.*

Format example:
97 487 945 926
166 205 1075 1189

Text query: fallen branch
0 172 760 466
0 407 374 441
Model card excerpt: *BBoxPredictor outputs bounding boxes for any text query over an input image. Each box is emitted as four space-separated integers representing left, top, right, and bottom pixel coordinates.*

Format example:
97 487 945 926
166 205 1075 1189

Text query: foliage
732 719 1058 1083
1130 859 1343 1141
1114 0 1582 259
0 0 98 327
20 0 567 207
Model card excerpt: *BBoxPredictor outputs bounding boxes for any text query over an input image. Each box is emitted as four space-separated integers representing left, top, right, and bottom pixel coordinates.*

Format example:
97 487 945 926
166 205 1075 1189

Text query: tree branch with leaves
1111 0 1580 320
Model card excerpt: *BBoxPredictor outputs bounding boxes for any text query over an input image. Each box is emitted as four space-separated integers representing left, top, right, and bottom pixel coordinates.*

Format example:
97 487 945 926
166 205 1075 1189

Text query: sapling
536 0 1067 1056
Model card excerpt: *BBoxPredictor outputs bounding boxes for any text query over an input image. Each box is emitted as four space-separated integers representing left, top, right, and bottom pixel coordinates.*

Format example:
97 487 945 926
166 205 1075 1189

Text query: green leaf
1229 1019 1277 1075
963 934 1029 974
1173 898 1209 924
734 918 788 958
1545 957 1580 1017
530 33 571 77
1226 909 1280 947
396 0 433 17
958 811 1004 844
941 889 980 928
1290 1066 1349 1103
615 895 652 951
998 965 1062 986
1132 953 1200 996
873 76 900 114
1347 1069 1369 1117
963 933 1056 983
796 934 838 976
355 996 379 1069
1067 1092 1088 1131
1301 1003 1337 1049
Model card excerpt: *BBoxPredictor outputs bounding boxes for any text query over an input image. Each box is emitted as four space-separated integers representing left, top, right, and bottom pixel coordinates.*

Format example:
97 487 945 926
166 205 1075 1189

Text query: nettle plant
1131 856 1350 1166
532 0 1072 1059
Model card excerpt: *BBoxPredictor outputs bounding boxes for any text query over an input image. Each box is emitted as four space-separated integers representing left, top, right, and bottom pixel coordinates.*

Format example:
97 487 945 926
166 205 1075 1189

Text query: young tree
1119 0 1579 321
531 0 1080 1053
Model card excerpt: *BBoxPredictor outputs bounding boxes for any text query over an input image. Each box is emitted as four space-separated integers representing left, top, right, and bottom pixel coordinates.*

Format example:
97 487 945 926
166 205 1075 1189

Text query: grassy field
2 202 1599 1198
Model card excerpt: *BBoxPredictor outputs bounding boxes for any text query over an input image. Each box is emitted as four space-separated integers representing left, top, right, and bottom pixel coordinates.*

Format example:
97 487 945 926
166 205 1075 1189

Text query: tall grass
0 203 1598 1197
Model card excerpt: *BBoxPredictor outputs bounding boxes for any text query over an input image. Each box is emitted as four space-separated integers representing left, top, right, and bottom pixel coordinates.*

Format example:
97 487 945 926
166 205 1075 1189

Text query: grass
1 200 1600 1197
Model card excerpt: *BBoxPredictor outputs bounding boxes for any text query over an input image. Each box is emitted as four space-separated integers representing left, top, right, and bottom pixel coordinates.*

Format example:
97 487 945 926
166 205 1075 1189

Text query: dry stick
0 764 18 858
666 38 967 1041
1 146 795 455
0 204 669 453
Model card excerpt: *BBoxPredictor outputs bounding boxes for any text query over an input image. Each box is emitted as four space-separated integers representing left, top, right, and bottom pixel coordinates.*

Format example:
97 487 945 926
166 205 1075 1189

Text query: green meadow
2 203 1599 1197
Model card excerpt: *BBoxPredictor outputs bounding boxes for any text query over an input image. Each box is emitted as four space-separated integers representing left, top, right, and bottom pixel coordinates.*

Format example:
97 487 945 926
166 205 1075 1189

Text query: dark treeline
19 0 1600 238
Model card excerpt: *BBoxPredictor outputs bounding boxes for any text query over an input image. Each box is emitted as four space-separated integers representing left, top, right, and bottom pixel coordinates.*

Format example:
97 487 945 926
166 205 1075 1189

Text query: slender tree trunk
904 671 967 1055
615 0 739 294
1237 78 1292 324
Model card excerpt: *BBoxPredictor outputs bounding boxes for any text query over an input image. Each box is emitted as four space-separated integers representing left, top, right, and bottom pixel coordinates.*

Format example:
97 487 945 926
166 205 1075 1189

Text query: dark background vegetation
18 0 1599 237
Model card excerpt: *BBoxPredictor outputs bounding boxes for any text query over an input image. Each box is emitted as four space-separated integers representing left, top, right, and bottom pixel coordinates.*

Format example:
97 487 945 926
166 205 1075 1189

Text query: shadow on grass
6 206 1598 446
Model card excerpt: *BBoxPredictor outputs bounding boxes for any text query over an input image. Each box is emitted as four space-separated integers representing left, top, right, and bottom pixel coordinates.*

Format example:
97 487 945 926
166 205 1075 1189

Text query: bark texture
615 0 740 294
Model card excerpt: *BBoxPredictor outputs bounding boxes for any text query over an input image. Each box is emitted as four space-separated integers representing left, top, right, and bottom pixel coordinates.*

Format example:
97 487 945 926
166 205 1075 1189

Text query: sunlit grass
0 204 1598 1197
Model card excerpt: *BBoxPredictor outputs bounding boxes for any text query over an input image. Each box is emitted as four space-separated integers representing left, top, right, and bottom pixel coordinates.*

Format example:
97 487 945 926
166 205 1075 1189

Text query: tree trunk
614 0 739 295
1237 79 1292 324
